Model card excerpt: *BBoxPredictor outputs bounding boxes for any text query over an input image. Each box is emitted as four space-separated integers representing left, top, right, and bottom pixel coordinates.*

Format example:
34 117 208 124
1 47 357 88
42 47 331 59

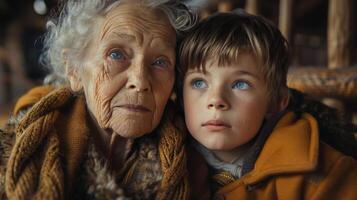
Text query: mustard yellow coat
214 112 357 200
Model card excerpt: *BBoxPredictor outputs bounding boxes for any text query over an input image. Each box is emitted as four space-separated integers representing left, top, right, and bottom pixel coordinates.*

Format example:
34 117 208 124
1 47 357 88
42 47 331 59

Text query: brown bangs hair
177 11 290 105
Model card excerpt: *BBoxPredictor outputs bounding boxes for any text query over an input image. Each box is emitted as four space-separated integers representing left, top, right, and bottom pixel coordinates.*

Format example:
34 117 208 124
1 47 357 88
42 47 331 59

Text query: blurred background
0 0 356 126
0 0 58 123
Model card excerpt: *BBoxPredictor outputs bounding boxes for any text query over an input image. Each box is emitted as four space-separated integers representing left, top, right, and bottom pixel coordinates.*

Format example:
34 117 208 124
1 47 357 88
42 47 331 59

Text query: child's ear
276 87 290 112
62 49 82 92
170 91 177 102
266 87 290 118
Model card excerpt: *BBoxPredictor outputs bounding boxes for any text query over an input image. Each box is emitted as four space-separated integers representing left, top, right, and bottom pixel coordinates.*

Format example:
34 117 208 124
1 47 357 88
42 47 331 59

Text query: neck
88 111 129 169
211 142 252 163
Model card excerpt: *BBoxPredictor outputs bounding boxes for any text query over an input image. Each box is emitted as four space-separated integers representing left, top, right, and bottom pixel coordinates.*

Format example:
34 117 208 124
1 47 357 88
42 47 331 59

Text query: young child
178 11 357 199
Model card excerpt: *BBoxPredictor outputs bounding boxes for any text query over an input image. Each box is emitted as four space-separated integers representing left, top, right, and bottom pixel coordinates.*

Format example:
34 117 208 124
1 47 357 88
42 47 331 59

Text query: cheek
184 106 196 135
235 98 269 136
183 89 200 132
96 62 128 98
85 65 127 128
106 58 129 75
99 75 127 100
151 73 175 124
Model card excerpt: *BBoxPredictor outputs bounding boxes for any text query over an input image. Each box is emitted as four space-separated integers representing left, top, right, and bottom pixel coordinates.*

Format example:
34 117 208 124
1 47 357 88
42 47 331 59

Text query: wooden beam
326 0 355 121
279 0 294 42
328 0 354 69
245 0 260 15
287 66 357 100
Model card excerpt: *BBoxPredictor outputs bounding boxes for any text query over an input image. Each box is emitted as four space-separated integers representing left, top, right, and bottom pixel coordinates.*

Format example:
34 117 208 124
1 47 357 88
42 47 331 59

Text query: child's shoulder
288 88 357 159
309 141 357 199
318 140 356 169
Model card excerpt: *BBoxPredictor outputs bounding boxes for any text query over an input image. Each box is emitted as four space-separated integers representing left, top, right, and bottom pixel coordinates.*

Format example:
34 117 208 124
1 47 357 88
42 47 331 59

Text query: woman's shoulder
0 124 16 157
13 85 55 115
0 85 54 169
0 112 22 169
0 123 16 199
0 85 56 199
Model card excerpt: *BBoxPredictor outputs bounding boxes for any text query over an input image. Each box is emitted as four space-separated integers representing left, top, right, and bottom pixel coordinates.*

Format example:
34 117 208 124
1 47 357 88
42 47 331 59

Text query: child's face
183 53 270 151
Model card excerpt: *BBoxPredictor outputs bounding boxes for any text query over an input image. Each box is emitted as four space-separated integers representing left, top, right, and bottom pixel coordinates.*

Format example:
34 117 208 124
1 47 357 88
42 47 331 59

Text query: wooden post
325 0 354 122
279 0 294 43
245 0 260 15
217 0 233 12
328 0 353 69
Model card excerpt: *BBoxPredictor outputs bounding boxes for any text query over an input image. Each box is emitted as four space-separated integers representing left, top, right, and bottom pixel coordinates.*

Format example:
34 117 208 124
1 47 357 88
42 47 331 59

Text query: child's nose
207 93 229 110
208 102 228 110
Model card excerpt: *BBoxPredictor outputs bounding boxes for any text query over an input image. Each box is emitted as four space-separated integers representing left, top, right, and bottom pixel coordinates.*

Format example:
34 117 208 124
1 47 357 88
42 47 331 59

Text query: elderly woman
0 0 195 199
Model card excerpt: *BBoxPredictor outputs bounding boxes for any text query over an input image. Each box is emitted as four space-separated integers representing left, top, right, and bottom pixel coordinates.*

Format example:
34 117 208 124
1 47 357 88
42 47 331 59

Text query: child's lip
202 120 231 129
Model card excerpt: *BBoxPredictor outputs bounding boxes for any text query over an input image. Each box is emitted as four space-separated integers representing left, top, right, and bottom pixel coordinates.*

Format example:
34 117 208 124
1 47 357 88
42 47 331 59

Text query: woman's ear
67 67 82 92
62 49 82 92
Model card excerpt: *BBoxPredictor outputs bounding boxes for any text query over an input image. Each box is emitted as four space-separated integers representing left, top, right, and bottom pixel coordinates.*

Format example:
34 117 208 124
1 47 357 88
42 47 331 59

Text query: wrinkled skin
67 3 176 157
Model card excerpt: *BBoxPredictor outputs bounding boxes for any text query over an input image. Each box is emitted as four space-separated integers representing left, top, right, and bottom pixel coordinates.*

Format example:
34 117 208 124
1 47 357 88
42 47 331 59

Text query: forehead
98 3 176 47
188 53 262 74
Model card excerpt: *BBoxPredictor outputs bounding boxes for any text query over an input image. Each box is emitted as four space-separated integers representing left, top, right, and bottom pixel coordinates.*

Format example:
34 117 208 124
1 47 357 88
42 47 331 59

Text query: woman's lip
116 104 151 112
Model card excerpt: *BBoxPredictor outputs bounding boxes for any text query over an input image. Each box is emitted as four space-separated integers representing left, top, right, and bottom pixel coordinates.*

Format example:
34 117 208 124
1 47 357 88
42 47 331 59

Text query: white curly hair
41 0 196 85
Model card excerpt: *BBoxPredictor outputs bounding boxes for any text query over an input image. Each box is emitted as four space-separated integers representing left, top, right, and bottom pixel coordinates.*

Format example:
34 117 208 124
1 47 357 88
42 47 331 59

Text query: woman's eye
232 81 250 90
108 49 125 60
191 79 208 89
152 58 169 69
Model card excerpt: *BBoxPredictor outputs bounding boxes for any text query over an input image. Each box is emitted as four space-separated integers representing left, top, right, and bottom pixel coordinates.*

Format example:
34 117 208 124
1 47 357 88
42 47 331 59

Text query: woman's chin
111 125 151 138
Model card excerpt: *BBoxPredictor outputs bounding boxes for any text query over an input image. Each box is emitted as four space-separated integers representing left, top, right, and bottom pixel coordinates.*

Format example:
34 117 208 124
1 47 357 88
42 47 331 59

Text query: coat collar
242 112 319 185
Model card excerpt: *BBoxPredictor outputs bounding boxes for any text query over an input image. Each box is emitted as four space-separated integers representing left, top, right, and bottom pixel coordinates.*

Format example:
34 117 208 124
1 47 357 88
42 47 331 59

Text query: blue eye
109 50 124 60
152 58 169 69
192 79 208 89
232 81 250 90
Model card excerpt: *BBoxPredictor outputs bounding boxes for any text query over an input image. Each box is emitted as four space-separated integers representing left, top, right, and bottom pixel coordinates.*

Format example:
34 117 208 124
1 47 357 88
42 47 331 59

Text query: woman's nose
207 90 229 110
126 65 150 92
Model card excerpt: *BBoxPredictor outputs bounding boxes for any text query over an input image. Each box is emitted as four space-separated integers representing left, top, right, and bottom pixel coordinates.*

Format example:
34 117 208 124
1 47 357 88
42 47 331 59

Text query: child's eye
108 49 125 60
191 79 208 89
152 58 169 69
232 80 250 90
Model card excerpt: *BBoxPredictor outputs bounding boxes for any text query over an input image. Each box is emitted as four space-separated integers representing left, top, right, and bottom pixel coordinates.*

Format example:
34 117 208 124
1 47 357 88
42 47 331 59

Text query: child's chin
203 142 228 151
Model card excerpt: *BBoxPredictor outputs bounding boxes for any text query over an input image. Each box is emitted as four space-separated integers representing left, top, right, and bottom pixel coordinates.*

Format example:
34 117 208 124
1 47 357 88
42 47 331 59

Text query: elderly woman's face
71 3 176 138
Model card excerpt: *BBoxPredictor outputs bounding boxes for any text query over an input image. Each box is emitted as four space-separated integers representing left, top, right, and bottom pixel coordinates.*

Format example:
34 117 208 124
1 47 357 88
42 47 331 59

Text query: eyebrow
185 70 203 77
185 69 261 80
101 31 175 51
151 39 176 50
233 70 261 80
108 32 137 42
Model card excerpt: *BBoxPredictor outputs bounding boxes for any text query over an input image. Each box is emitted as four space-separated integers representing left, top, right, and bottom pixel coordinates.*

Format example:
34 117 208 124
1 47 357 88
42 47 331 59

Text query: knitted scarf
5 87 189 200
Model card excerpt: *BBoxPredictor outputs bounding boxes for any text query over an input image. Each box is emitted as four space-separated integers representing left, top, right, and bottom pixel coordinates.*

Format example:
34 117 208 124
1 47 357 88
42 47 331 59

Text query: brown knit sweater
0 86 189 200
0 122 162 200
